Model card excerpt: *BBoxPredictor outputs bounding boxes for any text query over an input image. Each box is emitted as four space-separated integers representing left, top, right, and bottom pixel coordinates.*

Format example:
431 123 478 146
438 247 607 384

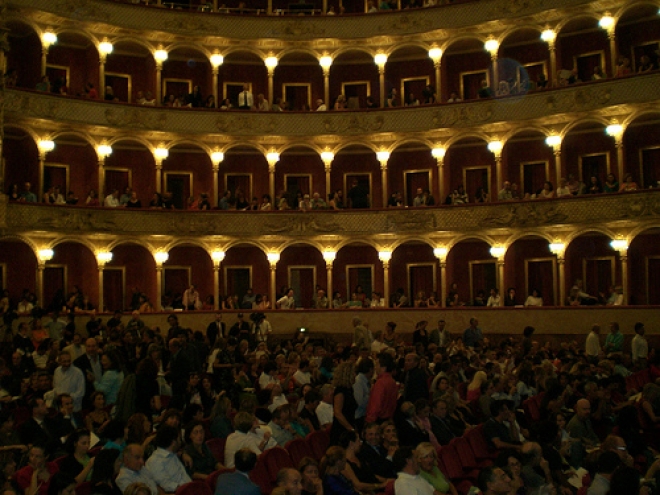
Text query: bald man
566 398 600 467
276 468 302 495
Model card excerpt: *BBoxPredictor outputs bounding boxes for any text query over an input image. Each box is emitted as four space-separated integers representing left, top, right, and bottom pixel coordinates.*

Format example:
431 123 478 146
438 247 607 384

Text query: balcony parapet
11 0 599 40
5 74 660 139
2 190 659 239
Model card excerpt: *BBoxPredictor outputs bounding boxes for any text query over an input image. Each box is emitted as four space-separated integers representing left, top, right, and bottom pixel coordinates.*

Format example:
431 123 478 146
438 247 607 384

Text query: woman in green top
415 442 458 495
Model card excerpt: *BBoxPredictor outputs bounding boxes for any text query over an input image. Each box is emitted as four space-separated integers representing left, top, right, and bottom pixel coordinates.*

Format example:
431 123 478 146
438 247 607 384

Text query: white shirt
259 372 279 390
316 401 334 427
53 365 85 411
524 296 543 306
585 331 601 357
487 295 501 307
224 429 275 468
293 370 312 386
104 194 119 207
632 334 648 361
316 104 327 111
238 90 253 108
277 295 295 309
394 472 434 495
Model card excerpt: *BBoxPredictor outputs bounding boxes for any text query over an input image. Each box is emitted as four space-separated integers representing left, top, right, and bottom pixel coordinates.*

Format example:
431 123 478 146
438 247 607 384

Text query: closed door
584 258 614 296
347 266 373 300
523 162 546 196
405 171 430 206
163 268 190 300
166 174 191 210
290 267 315 308
526 259 556 305
469 261 497 303
225 268 250 300
409 264 435 300
103 268 125 312
43 266 65 312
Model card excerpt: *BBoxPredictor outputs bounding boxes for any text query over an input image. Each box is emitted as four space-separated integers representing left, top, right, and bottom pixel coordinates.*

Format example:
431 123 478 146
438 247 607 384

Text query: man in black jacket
401 353 428 404
73 338 103 409
357 422 396 479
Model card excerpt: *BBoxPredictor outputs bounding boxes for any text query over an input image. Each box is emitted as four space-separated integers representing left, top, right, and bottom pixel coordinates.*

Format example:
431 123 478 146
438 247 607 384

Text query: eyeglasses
615 446 627 451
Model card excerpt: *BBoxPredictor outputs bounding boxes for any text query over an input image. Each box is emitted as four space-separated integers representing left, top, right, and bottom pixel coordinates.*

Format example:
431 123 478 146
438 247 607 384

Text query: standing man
353 358 374 431
463 318 484 348
585 324 601 362
604 322 623 353
206 313 225 347
126 310 145 338
238 83 253 110
52 351 85 412
401 354 428 404
347 179 370 209
251 313 272 346
74 338 103 409
429 319 451 348
631 322 648 366
366 353 398 424
277 288 296 309
353 317 371 349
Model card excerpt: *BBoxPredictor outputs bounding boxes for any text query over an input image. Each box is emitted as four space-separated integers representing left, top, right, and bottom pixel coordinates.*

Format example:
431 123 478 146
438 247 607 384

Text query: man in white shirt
52 351 85 411
393 447 434 495
631 322 648 364
293 360 312 388
144 425 191 492
224 412 276 467
256 93 270 111
63 333 84 361
316 384 334 428
277 288 295 309
238 83 253 110
316 99 327 111
116 444 159 495
104 189 120 207
585 324 601 361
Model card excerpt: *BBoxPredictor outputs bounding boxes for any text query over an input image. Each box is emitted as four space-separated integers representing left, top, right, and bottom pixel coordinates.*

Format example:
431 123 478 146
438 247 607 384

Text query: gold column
608 34 617 79
269 264 277 306
548 44 556 87
380 161 388 208
213 165 219 207
267 66 276 106
155 163 162 193
379 251 391 307
267 0 272 14
491 56 499 91
434 61 441 99
212 68 219 107
323 67 330 110
495 156 503 192
213 266 220 310
41 48 48 77
36 264 45 308
620 251 628 305
98 267 105 313
432 148 446 202
326 262 333 300
378 66 385 108
155 266 163 311
554 149 562 190
439 260 447 307
325 165 332 200
616 141 624 184
98 158 106 198
557 257 565 306
268 164 276 202
99 57 106 98
156 63 163 106
497 259 505 299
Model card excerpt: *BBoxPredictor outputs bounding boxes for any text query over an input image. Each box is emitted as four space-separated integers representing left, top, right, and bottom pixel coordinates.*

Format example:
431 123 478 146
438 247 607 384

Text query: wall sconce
267 252 280 265
428 47 443 64
489 245 506 259
378 250 392 263
210 53 224 68
545 134 562 150
154 48 168 64
96 144 113 160
488 140 503 157
319 56 333 71
211 151 225 166
96 251 113 265
540 29 556 45
374 53 388 69
548 242 566 257
605 121 624 140
431 147 446 160
322 250 337 263
154 146 169 161
266 152 280 168
599 12 615 33
98 39 114 58
484 37 499 56
433 246 448 261
41 30 57 49
211 250 226 265
320 151 334 167
38 248 54 262
265 56 279 70
610 239 628 253
154 251 169 265
376 151 390 163
38 139 55 155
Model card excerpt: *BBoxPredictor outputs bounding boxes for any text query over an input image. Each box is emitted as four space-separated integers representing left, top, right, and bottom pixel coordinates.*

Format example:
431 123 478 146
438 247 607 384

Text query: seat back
286 438 314 466
451 437 477 470
206 438 227 463
175 481 212 495
438 443 465 479
306 429 330 460
250 457 273 495
262 446 294 482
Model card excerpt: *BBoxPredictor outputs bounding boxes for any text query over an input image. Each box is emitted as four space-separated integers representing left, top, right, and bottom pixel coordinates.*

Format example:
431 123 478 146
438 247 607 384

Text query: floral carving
546 88 611 112
105 108 168 130
378 15 432 33
29 211 117 231
490 0 543 16
322 114 384 134
480 203 567 227
432 104 493 127
386 212 437 231
163 17 215 33
270 21 326 37
215 115 276 134
263 215 343 234
4 92 61 119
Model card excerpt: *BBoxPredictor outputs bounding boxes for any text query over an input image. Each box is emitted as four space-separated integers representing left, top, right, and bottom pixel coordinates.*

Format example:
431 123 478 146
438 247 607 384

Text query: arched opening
164 245 213 309
504 236 556 306
3 127 39 194
499 28 548 93
161 143 212 210
0 239 37 304
556 17 609 80
6 20 42 90
278 244 324 308
442 37 491 102
330 50 379 110
106 40 155 104
104 243 156 312
629 227 660 305
219 51 267 109
391 241 437 306
388 142 435 206
444 136 492 203
332 144 379 208
221 145 268 209
446 238 494 306
562 121 615 188
221 245 269 308
387 45 434 106
104 139 156 203
277 146 324 208
335 243 381 306
275 52 323 111
161 46 212 106
502 130 555 198
623 112 660 188
46 133 97 203
47 241 98 312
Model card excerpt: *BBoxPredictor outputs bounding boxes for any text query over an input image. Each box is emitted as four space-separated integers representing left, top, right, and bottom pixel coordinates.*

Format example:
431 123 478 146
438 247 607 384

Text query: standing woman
91 350 124 405
329 362 357 446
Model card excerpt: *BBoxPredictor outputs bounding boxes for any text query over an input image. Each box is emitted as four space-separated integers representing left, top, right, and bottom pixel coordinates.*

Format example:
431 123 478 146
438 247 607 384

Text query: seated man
477 466 513 495
587 451 620 495
276 468 303 494
566 398 601 468
483 400 522 451
116 444 159 495
316 384 335 429
357 422 396 480
215 448 260 495
224 412 276 468
268 404 302 447
393 446 433 495
144 425 191 493
395 402 430 448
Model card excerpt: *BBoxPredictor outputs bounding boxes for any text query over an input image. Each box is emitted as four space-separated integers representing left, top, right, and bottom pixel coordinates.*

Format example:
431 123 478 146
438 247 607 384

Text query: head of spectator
85 338 98 357
233 411 257 434
234 448 258 474
29 397 48 421
414 442 441 476
122 484 151 495
298 457 321 494
56 393 74 417
609 465 641 495
393 446 418 475
276 468 302 495
363 423 381 448
319 384 334 405
477 466 512 495
28 444 48 470
323 446 347 475
575 398 592 421
122 444 146 473
153 425 180 453
594 451 621 481
377 352 395 375
64 428 90 457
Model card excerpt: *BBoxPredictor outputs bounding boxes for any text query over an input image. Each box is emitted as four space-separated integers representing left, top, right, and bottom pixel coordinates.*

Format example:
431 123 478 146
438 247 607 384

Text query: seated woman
338 431 388 492
619 173 638 192
210 396 234 439
184 421 222 480
536 181 555 199
588 175 603 194
604 173 619 193
524 288 543 307
322 446 360 495
89 448 122 495
85 392 110 435
466 370 487 401
415 442 458 495
299 457 324 495
58 429 94 484
495 449 526 495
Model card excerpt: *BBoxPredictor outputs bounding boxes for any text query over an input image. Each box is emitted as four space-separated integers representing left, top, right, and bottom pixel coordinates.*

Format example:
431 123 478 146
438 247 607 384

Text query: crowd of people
0 301 656 495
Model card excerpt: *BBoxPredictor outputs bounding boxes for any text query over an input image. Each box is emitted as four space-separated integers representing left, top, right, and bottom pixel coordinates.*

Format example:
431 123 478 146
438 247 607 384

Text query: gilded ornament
490 0 541 16
263 215 343 234
54 0 110 20
28 211 117 231
546 88 610 111
322 114 384 133
385 211 437 231
271 20 327 37
215 115 276 134
378 15 432 33
163 16 215 33
432 104 493 127
105 108 167 130
480 203 567 227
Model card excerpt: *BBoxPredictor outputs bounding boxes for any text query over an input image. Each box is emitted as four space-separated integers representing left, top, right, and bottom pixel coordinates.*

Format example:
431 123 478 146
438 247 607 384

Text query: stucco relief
431 103 493 127
621 195 660 218
546 87 611 112
215 114 277 134
54 0 110 20
105 108 168 130
322 114 385 133
5 92 61 119
386 211 437 231
377 14 432 33
480 203 568 227
262 215 344 234
26 210 117 231
272 20 327 37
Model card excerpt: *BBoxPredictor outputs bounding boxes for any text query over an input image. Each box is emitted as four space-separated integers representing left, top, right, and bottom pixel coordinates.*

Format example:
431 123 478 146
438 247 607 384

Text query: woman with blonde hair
466 370 488 401
330 362 357 445
122 482 152 495
415 442 458 495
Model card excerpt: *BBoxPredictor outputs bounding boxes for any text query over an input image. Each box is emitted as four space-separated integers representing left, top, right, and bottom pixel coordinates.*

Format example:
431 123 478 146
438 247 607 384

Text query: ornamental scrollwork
431 103 493 127
263 215 343 234
105 108 168 130
322 114 385 134
480 203 567 228
385 211 437 232
163 16 216 33
546 87 611 112
27 211 117 232
377 14 432 33
4 92 61 119
215 115 276 134
489 0 545 16
54 0 110 20
271 20 327 37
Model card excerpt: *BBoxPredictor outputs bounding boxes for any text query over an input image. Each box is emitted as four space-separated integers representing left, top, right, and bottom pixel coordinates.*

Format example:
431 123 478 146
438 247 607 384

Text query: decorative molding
546 87 611 112
322 114 385 134
432 103 493 127
480 202 568 228
105 107 168 130
377 14 433 34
